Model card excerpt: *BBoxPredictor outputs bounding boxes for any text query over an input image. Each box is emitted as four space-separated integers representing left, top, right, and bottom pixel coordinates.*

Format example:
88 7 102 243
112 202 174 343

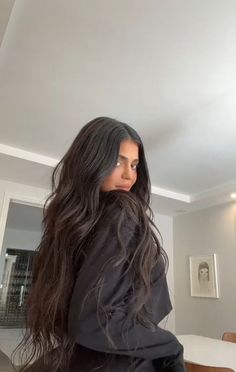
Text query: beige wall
173 201 236 339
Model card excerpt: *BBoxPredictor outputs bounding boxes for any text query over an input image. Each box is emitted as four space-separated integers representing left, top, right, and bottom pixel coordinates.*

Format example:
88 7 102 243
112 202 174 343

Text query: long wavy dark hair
15 117 167 371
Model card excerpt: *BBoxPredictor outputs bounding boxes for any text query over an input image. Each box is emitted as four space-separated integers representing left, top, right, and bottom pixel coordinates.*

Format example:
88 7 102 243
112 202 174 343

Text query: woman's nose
122 165 132 179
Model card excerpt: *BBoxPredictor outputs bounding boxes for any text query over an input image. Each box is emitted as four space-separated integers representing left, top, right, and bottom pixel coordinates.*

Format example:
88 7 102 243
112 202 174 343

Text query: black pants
26 345 186 372
69 344 186 371
152 347 186 372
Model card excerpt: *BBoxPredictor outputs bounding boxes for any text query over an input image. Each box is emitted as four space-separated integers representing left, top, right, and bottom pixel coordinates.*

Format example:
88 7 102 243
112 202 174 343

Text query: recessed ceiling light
230 193 236 199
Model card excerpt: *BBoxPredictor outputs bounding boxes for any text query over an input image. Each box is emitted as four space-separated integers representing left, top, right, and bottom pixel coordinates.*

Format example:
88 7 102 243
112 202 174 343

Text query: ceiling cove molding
151 186 191 202
0 143 58 167
190 179 236 202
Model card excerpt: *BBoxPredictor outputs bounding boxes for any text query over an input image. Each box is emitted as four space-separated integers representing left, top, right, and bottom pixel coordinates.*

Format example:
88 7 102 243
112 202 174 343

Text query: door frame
0 192 45 284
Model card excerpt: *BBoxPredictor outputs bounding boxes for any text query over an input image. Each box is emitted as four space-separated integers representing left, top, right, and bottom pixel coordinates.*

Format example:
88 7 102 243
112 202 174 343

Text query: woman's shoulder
99 190 144 227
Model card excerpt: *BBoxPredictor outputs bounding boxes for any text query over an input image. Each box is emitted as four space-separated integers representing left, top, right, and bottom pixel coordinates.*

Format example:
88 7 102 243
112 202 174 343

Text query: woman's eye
116 161 121 167
132 164 138 170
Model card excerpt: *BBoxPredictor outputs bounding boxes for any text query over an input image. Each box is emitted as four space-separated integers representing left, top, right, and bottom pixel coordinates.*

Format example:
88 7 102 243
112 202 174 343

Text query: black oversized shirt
68 198 184 370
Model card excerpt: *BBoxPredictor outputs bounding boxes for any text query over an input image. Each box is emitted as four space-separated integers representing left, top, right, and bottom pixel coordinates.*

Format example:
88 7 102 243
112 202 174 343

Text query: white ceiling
0 0 236 215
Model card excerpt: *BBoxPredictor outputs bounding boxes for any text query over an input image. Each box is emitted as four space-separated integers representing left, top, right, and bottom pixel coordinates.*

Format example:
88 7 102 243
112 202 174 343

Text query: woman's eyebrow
118 154 139 162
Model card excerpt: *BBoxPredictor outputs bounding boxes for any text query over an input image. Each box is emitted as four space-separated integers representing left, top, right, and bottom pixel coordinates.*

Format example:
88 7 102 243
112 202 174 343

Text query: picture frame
189 254 219 298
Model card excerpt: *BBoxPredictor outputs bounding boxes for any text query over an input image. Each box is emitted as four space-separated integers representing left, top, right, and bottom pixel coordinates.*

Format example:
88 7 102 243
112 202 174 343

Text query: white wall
173 201 236 339
153 211 175 333
0 179 49 206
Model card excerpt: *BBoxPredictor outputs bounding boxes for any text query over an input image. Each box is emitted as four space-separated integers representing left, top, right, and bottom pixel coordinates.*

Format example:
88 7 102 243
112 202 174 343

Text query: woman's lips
116 185 131 191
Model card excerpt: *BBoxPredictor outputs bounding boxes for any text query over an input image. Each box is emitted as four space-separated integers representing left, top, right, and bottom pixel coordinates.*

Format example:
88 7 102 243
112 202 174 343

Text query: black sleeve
68 209 184 363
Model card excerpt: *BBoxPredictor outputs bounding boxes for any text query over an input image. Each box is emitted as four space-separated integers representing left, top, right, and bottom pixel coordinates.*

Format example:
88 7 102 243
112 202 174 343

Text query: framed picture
189 254 219 298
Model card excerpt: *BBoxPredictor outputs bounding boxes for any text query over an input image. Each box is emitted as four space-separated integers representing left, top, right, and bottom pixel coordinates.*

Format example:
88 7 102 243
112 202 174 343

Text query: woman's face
199 268 209 280
101 140 139 192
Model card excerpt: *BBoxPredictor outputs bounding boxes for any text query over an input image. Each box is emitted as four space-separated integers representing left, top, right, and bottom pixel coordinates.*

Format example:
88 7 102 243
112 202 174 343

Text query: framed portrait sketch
189 254 219 298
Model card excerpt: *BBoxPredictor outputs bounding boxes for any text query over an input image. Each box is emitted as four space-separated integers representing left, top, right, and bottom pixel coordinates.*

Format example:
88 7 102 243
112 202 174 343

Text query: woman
17 117 185 371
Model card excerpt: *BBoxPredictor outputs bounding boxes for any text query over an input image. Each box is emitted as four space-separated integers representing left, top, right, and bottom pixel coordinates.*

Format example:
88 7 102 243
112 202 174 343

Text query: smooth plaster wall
153 210 175 333
173 201 236 339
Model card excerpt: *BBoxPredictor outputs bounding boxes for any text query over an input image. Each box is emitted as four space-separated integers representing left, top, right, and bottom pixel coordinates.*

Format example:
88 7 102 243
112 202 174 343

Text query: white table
177 334 236 371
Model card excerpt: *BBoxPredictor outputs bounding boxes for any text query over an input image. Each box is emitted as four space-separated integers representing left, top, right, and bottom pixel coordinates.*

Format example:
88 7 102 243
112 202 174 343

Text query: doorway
0 193 43 357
